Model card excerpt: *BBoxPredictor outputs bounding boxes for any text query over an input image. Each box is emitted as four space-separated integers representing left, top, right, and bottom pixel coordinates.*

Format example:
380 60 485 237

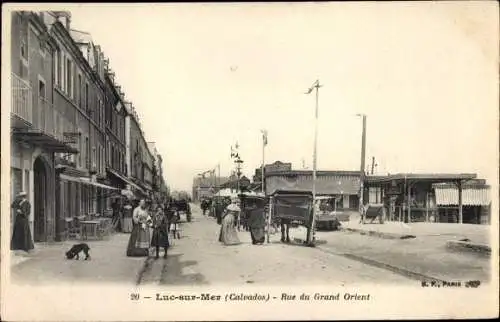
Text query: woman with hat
11 191 34 252
218 196 241 245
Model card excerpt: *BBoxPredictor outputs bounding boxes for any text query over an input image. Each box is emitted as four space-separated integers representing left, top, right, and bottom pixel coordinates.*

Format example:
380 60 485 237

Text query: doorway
34 156 47 242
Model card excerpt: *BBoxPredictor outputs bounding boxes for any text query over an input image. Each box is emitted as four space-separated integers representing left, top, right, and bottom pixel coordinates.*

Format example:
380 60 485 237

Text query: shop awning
434 187 491 206
107 168 146 194
60 174 119 190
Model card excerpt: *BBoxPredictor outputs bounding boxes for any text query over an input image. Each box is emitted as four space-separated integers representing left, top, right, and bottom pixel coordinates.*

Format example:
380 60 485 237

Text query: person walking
11 191 34 252
247 200 266 245
126 199 151 257
218 196 241 245
151 206 169 259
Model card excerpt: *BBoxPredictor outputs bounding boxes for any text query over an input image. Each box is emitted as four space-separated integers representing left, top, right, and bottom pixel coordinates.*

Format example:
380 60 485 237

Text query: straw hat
18 191 27 197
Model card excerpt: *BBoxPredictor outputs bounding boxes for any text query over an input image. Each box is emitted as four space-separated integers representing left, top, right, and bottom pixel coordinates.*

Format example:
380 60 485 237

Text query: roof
434 186 491 206
265 170 361 177
265 171 361 195
366 173 477 184
272 190 313 197
70 29 93 44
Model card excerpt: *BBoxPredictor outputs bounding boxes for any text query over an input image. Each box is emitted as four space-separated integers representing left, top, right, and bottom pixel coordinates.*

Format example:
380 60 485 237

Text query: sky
35 2 498 192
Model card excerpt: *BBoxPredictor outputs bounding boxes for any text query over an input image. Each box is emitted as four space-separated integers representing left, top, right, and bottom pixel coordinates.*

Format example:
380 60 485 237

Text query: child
151 206 170 259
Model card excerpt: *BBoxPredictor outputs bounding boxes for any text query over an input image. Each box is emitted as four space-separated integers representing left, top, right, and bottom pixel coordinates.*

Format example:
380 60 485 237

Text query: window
85 137 89 168
93 147 96 169
79 135 82 167
84 83 89 111
38 78 46 99
54 51 59 86
19 40 29 79
77 74 82 106
66 58 72 97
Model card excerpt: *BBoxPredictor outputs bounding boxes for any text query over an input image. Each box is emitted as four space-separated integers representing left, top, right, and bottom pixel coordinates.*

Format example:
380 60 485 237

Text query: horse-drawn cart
270 190 314 244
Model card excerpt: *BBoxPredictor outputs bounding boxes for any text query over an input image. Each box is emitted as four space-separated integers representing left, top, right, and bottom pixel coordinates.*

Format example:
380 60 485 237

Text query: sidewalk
287 226 491 282
340 212 492 254
10 233 146 285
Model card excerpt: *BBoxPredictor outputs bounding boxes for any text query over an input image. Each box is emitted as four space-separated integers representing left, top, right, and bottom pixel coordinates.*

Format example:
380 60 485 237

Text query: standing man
11 191 34 252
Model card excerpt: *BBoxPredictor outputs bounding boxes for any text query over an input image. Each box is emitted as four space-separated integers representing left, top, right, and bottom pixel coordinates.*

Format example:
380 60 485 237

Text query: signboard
265 161 292 173
63 132 80 144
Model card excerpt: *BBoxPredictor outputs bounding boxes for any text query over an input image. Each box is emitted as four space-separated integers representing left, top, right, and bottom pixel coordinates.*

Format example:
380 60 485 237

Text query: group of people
212 196 267 246
126 198 177 259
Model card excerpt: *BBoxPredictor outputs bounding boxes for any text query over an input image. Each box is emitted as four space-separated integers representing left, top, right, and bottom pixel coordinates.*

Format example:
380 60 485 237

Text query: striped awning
434 187 490 206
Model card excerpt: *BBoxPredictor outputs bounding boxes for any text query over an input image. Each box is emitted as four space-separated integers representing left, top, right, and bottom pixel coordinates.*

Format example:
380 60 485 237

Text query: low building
364 173 491 224
265 170 361 210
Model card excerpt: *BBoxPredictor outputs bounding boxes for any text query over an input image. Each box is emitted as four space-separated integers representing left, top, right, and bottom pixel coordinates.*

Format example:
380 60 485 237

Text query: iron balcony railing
36 97 76 142
11 73 33 124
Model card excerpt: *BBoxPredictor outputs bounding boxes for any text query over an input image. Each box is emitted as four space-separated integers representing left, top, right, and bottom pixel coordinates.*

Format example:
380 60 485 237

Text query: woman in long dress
126 199 151 257
219 197 241 245
11 191 34 252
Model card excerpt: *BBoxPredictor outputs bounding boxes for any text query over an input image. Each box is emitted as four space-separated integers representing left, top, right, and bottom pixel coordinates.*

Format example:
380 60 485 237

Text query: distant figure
122 200 134 233
218 197 241 245
214 199 225 225
11 191 34 252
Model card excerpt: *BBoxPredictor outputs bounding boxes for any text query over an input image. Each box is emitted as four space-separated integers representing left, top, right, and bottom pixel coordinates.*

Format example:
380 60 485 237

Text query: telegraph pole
305 79 322 246
357 114 367 219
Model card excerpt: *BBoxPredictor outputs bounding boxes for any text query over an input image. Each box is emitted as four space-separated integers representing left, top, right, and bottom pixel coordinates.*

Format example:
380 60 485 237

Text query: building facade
10 10 166 247
10 11 79 242
125 102 152 198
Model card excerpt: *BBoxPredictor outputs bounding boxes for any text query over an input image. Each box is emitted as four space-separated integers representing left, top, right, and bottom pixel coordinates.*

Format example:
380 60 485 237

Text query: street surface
139 205 412 286
11 204 489 286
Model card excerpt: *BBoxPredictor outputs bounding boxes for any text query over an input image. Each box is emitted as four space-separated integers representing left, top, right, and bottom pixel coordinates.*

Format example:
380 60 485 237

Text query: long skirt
219 214 240 246
250 227 265 244
11 215 34 252
126 224 150 257
122 218 133 233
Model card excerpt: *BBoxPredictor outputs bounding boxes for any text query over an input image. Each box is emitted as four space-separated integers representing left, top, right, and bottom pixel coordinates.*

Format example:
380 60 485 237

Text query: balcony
11 73 33 127
12 83 79 154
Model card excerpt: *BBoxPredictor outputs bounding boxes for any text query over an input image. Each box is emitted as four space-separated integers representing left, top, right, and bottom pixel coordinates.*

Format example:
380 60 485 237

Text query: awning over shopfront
107 168 146 194
60 174 119 190
434 186 490 206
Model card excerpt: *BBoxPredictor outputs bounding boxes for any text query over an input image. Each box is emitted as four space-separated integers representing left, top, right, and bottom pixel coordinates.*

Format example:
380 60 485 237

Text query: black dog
65 243 91 260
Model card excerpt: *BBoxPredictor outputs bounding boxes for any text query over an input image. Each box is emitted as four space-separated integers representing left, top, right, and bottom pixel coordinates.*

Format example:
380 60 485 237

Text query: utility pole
357 114 367 218
305 79 322 246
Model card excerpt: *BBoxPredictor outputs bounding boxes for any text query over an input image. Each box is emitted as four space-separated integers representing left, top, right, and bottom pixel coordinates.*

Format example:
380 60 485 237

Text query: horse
280 218 292 243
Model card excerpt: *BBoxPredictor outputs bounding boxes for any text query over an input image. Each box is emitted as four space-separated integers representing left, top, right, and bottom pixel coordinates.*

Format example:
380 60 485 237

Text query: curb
446 240 491 255
316 245 447 283
342 227 416 240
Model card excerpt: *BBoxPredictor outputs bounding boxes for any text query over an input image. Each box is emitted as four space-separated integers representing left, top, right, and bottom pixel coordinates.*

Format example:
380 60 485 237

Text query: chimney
108 71 115 84
104 58 110 72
